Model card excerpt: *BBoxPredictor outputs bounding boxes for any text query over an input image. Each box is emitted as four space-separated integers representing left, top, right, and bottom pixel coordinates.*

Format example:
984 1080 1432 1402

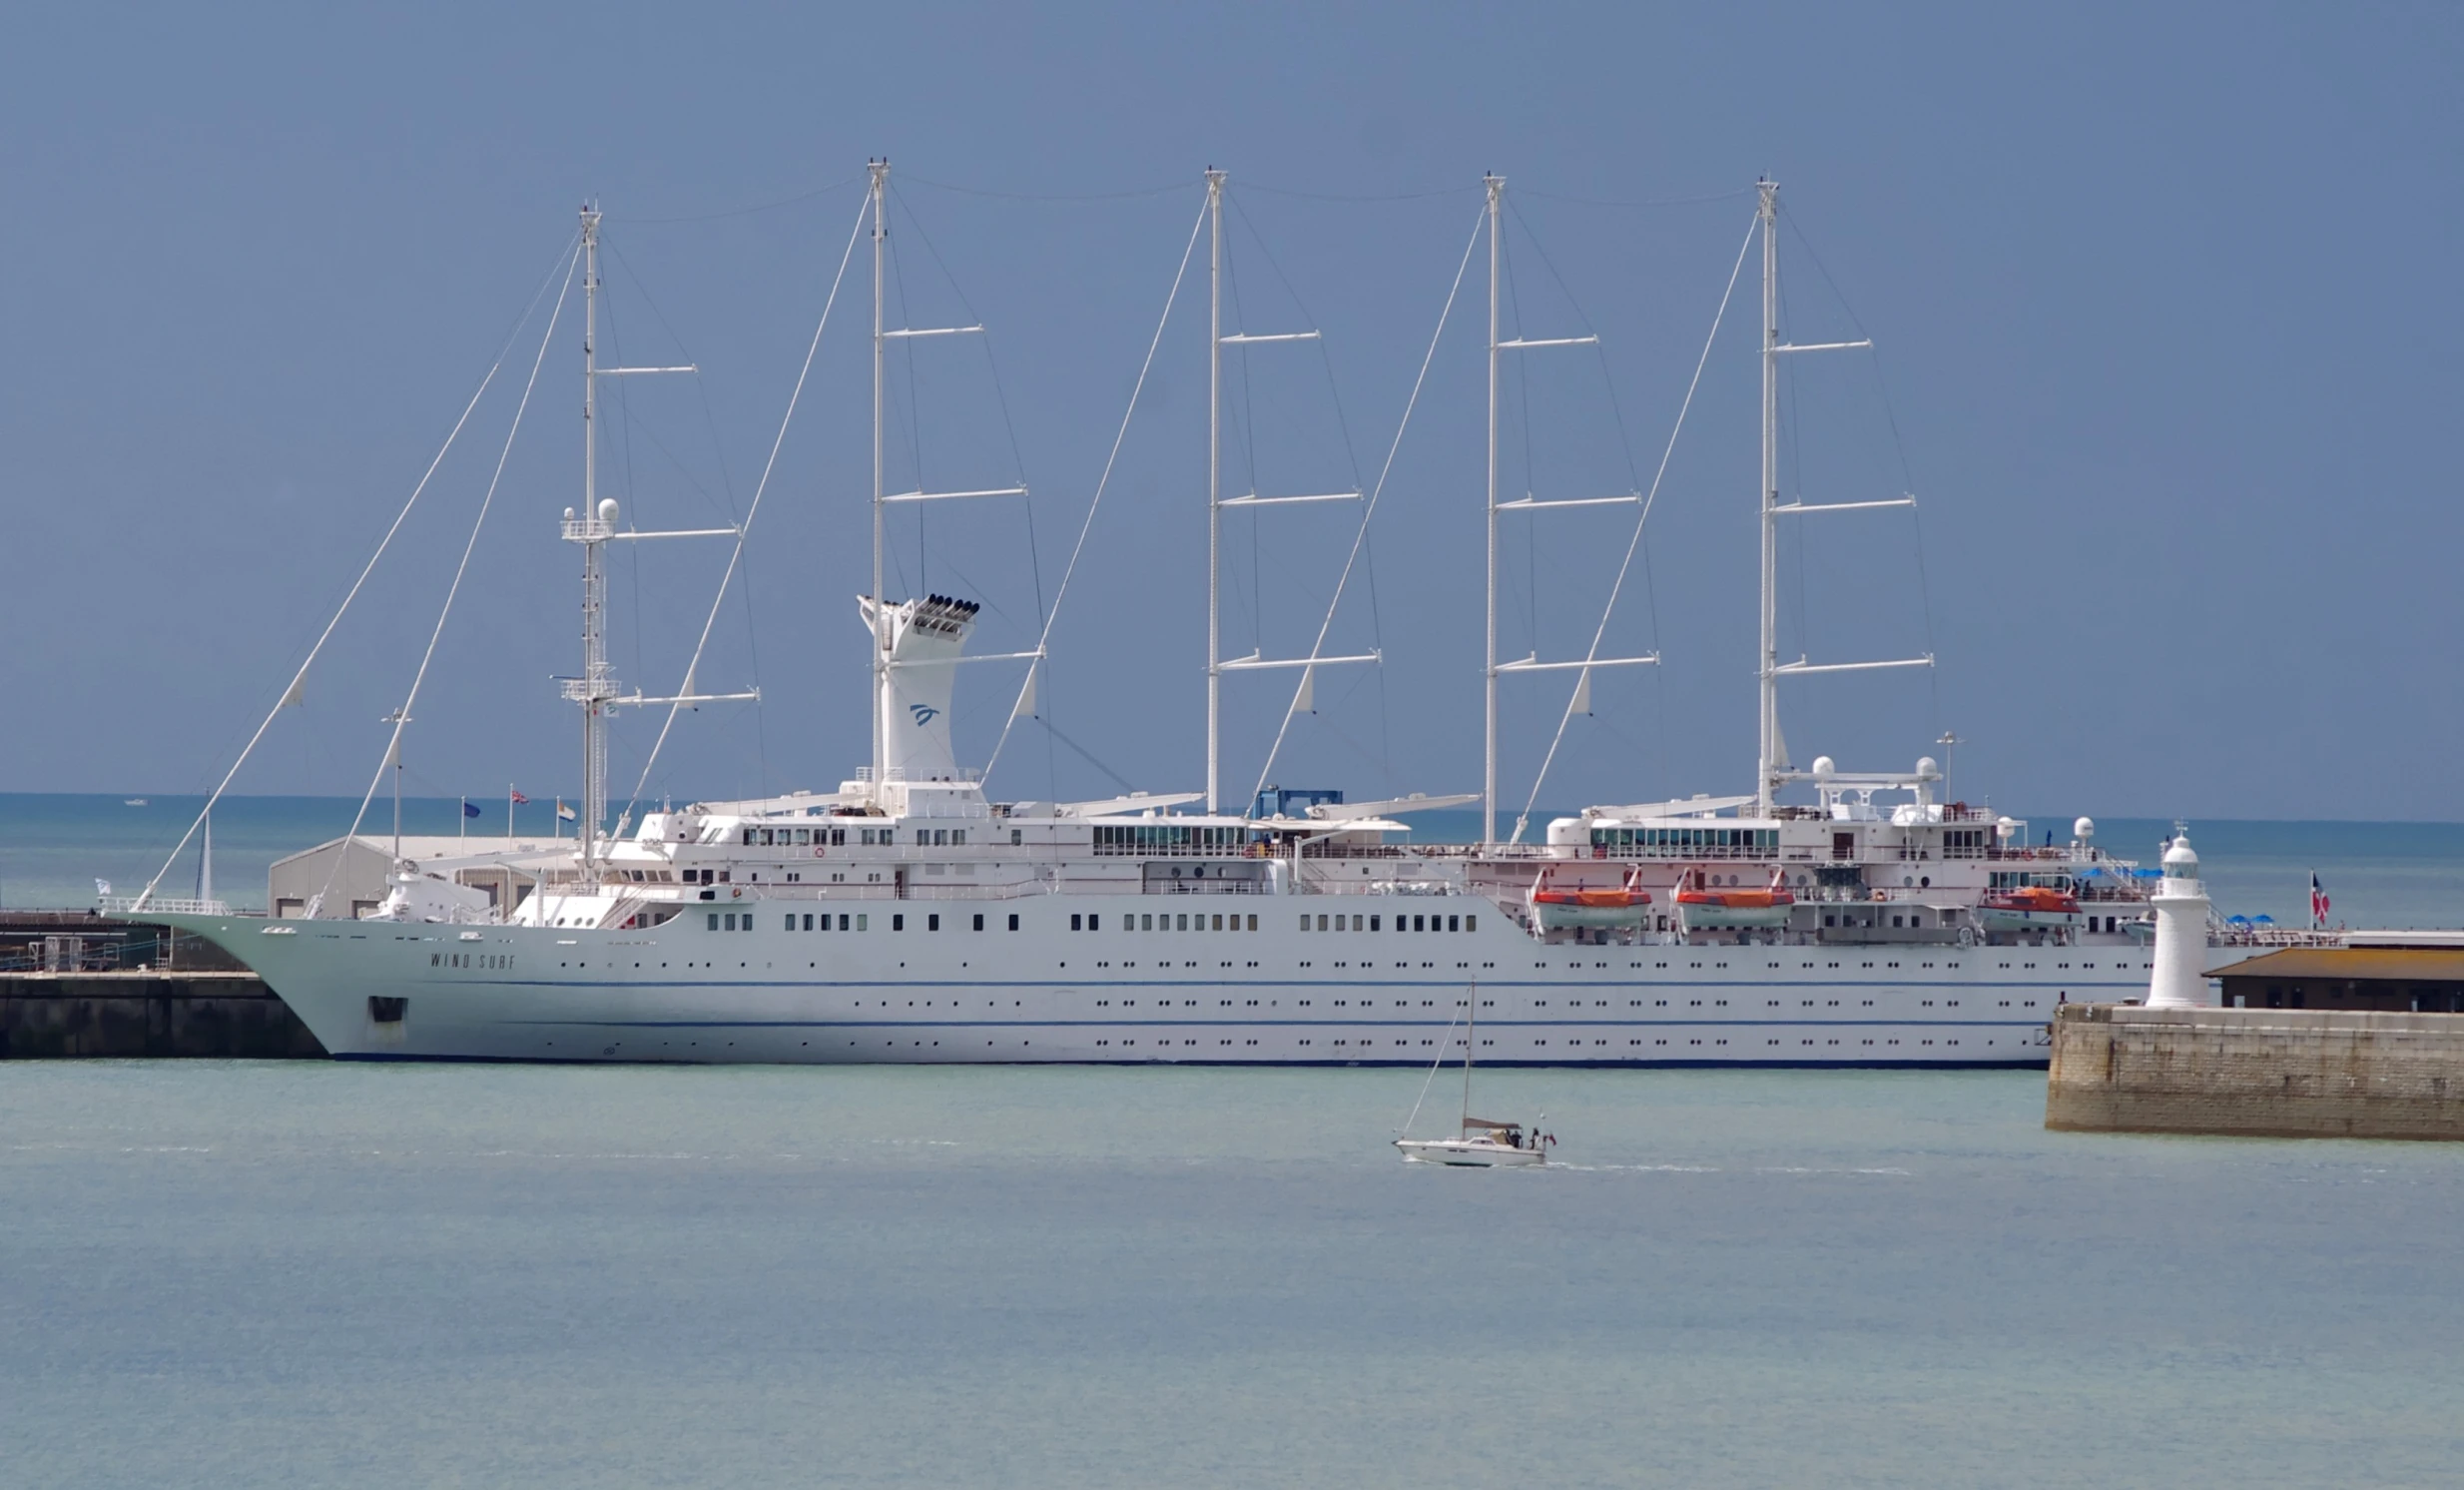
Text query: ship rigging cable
621 192 873 818
1780 204 1940 712
981 194 1211 780
317 242 583 909
132 230 584 910
887 183 1047 626
1247 205 1487 808
1511 213 1758 844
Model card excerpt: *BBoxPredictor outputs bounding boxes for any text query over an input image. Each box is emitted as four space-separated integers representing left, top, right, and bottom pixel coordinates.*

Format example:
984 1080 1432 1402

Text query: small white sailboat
1395 987 1551 1167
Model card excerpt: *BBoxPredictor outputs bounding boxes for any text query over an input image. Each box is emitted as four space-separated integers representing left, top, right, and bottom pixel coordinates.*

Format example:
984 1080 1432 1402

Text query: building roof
2213 947 2464 983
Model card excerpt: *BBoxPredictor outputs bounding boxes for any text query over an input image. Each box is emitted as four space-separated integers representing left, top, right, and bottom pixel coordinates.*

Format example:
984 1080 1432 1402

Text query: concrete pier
0 972 324 1059
2047 1003 2464 1139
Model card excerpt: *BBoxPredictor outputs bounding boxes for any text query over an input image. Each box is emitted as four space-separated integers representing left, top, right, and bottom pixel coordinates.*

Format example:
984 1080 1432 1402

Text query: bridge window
1007 914 1019 931
707 914 719 931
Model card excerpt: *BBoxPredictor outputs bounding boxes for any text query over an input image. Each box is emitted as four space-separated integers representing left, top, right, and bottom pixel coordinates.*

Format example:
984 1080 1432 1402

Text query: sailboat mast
870 160 890 799
1483 173 1503 847
1756 179 1780 817
1206 168 1225 815
1461 982 1479 1133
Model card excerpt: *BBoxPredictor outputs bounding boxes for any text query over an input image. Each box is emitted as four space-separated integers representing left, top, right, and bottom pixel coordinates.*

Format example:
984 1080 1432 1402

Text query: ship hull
151 900 2176 1069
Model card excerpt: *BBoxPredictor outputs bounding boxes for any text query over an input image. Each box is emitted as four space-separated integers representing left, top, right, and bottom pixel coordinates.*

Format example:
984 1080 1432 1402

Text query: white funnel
862 593 979 782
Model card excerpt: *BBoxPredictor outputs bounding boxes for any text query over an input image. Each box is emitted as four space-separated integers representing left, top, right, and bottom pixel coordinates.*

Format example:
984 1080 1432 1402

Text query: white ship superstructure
125 170 2277 1067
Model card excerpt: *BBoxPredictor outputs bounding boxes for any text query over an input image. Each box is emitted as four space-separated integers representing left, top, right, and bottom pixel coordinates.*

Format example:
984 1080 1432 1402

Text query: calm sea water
6 1063 2460 1488
7 793 2464 930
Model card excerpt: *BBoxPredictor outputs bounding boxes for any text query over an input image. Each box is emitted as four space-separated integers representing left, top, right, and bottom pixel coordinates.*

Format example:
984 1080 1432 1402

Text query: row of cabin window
707 911 1026 933
1590 827 1779 851
1090 825 1248 849
1301 911 1474 933
1078 911 1260 932
745 827 847 847
740 826 978 848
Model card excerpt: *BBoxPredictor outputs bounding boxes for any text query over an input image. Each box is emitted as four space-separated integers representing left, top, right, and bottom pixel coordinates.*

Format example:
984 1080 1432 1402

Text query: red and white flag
509 788 530 805
2309 872 2331 929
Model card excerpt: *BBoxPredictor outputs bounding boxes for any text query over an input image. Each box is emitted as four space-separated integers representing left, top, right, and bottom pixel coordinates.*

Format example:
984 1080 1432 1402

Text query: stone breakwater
2047 1003 2464 1139
0 973 324 1059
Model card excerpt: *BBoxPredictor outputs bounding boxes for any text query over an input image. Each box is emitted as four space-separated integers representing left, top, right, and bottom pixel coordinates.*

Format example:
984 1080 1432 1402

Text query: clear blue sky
2 2 2456 823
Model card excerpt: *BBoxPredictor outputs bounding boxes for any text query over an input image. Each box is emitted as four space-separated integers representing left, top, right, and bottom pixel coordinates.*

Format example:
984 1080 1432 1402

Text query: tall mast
579 204 608 881
1756 179 1780 818
870 159 890 797
1483 173 1503 847
1206 168 1225 814
1744 179 1905 815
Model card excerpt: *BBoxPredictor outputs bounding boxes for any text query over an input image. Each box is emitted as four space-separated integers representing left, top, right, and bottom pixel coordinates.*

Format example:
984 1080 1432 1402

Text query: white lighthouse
2145 831 2211 1009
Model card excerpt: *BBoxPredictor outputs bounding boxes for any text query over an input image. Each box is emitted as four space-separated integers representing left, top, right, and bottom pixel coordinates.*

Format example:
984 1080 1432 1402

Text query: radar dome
1916 756 1940 779
2074 817 2096 841
598 496 619 524
563 506 575 520
1810 756 1836 779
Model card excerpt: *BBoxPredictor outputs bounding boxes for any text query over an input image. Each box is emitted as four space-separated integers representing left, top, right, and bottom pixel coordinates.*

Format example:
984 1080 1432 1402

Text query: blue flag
462 799 481 819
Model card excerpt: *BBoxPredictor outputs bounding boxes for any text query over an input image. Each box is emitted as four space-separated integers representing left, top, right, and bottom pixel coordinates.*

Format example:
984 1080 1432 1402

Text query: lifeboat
1530 868 1652 931
1976 885 2082 934
1674 869 1795 930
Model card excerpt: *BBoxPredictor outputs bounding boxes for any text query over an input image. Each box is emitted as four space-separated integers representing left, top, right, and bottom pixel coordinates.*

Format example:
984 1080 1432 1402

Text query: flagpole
508 784 515 839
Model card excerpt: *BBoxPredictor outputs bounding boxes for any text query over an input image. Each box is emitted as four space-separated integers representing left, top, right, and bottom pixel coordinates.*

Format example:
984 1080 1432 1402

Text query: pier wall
0 973 324 1059
2047 1004 2464 1139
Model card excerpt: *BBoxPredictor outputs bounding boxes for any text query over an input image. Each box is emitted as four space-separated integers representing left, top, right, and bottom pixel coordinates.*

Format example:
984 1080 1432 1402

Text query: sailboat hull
1395 1137 1544 1167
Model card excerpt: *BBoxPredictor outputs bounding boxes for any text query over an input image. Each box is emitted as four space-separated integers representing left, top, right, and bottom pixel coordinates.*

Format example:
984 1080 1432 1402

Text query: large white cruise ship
125 171 2269 1067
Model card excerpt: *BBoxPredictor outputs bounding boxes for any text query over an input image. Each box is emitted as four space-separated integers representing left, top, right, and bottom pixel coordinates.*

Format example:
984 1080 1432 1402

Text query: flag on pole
2310 872 2331 930
557 801 578 823
509 789 530 805
462 800 481 819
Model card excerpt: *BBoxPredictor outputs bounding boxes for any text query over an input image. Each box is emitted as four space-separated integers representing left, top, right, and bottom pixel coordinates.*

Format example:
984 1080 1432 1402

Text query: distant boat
1395 987 1551 1167
123 798 148 807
